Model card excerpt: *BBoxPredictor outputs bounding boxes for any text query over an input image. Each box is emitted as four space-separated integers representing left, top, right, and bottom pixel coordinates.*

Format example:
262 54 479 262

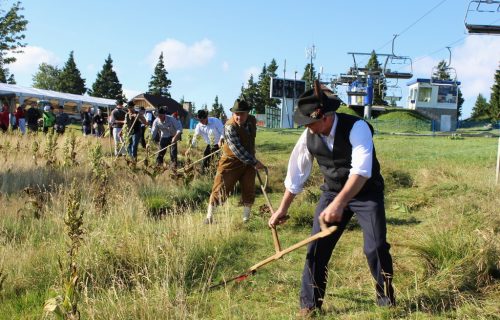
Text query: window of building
418 87 432 103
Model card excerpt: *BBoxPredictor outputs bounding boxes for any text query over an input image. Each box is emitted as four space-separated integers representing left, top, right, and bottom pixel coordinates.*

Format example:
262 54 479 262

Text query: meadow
0 125 499 319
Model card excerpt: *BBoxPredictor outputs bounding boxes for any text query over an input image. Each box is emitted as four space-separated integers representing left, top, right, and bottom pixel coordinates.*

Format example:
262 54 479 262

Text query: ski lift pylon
464 0 500 34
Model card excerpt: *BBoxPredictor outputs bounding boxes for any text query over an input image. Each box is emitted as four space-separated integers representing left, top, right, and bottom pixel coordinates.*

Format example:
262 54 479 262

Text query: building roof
0 83 116 107
131 93 188 117
406 78 461 86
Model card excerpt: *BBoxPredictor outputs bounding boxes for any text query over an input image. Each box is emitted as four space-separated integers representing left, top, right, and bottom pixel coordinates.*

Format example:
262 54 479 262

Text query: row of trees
238 59 319 114
32 52 175 104
471 66 500 121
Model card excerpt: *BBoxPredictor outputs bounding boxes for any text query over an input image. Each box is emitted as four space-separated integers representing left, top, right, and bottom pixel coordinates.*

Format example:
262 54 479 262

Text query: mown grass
0 129 499 319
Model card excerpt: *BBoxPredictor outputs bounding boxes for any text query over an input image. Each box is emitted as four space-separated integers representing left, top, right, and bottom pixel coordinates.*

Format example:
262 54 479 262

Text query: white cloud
147 38 216 70
222 61 229 72
412 36 500 101
123 88 143 100
8 46 60 74
243 66 260 84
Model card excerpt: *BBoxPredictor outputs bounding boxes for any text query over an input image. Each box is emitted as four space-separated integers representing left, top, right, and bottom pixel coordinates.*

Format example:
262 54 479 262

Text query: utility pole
306 44 316 89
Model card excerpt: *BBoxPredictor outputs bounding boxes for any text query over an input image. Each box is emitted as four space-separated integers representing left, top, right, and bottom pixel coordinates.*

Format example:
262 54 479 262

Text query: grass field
0 127 499 319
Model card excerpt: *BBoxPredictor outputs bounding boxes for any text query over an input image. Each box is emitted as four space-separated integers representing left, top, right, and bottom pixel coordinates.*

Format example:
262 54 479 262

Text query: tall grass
0 130 499 319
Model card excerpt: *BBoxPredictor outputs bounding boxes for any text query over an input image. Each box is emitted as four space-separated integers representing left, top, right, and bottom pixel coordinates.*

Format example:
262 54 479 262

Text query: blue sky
8 0 500 118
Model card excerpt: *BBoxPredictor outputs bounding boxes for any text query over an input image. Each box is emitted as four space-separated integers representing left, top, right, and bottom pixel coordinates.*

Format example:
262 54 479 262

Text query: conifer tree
240 74 260 111
432 60 451 80
366 50 385 106
471 93 489 119
256 59 280 114
457 88 464 119
302 63 317 90
58 51 86 94
489 64 500 120
148 52 172 97
7 73 15 84
210 95 225 119
88 54 124 102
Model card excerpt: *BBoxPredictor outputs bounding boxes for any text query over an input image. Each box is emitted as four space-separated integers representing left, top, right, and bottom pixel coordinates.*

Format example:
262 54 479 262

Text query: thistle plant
44 180 84 320
43 131 58 167
0 267 6 297
62 132 78 168
31 139 40 165
23 186 45 219
89 143 109 215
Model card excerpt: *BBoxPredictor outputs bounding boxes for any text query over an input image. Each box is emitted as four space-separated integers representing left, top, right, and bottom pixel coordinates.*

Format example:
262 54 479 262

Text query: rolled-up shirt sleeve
349 120 373 178
284 129 314 194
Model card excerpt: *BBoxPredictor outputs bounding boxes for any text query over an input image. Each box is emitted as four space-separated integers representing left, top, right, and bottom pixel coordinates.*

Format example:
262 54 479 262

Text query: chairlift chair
382 34 414 79
347 77 368 97
430 47 458 86
464 0 500 34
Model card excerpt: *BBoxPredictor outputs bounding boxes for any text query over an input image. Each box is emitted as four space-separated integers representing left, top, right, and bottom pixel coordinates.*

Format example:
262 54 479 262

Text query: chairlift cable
358 0 450 67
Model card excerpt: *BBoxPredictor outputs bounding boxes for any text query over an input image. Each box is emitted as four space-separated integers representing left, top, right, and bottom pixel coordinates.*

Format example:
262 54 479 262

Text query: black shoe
377 296 395 307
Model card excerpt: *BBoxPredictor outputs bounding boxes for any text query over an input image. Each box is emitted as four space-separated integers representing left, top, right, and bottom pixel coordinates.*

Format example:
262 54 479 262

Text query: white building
407 78 461 131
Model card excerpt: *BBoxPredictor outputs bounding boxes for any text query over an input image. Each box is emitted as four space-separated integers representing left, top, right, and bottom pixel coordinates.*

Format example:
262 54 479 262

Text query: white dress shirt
191 117 224 146
284 113 374 194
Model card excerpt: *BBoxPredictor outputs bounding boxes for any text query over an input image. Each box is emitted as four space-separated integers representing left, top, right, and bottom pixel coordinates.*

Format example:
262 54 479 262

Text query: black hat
230 99 251 112
197 109 208 119
293 81 341 126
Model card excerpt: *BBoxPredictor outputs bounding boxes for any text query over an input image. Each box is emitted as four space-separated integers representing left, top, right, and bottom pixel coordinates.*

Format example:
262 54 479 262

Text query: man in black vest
268 82 395 316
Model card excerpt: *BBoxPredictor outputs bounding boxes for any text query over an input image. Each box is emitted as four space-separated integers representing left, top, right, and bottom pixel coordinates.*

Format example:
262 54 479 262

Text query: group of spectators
0 101 73 134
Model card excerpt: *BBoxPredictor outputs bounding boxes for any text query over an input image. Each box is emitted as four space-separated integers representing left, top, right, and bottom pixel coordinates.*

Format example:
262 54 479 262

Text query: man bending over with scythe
185 109 225 173
268 82 395 316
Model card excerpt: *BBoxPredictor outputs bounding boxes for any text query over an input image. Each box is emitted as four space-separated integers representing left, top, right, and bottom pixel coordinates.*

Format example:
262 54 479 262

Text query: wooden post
496 136 500 185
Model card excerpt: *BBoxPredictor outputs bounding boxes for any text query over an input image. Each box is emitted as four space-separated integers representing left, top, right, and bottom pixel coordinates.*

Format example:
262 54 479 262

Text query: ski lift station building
407 78 461 131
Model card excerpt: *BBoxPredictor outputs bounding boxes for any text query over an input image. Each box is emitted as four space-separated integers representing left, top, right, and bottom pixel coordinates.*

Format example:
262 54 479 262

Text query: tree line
1 1 497 120
471 65 500 121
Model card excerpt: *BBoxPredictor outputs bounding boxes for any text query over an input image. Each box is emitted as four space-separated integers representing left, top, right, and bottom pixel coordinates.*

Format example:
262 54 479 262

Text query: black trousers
300 190 394 309
156 136 177 166
202 144 220 170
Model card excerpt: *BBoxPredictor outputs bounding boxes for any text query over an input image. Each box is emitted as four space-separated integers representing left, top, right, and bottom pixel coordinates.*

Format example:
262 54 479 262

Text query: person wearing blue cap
268 81 395 316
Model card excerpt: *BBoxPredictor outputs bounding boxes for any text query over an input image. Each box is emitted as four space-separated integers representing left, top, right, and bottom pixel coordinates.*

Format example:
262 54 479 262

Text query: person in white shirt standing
185 109 224 172
268 81 395 316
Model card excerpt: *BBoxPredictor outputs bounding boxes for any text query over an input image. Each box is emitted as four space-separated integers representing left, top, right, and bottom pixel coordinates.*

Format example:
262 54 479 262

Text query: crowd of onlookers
0 99 187 166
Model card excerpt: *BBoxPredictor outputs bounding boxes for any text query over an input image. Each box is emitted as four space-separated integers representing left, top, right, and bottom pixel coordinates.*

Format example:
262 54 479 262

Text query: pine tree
0 67 7 83
240 74 260 111
256 59 280 114
210 95 225 119
7 73 15 84
471 94 489 119
88 54 124 102
432 60 451 80
32 63 61 90
58 51 86 94
148 52 172 97
489 64 500 120
457 88 464 119
302 63 317 90
366 50 385 106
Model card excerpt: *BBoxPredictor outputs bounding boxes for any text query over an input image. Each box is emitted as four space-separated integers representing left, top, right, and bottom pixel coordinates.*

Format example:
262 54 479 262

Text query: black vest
126 113 141 134
306 113 384 195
